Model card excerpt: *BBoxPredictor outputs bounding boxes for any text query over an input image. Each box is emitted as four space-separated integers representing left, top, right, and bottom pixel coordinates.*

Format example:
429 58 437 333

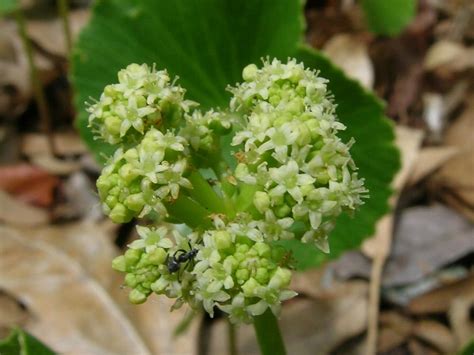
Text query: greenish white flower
191 218 296 323
227 58 368 252
112 225 197 304
88 63 195 145
97 128 192 223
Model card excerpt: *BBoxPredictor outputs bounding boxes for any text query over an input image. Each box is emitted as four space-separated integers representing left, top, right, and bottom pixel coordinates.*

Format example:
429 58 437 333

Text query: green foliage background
72 0 400 269
362 0 416 36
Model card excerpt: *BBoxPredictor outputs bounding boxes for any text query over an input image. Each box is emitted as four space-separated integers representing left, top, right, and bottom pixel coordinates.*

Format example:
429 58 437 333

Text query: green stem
57 0 72 54
227 319 237 355
187 171 225 213
165 194 212 229
253 310 286 355
15 9 55 155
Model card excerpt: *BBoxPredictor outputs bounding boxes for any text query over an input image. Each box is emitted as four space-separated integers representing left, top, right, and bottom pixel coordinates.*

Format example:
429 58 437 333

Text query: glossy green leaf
0 327 55 355
362 0 416 36
72 0 303 163
278 45 400 270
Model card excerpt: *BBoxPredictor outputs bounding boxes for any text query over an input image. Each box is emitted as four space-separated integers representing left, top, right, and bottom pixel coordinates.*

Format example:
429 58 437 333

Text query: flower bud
129 289 148 304
253 191 270 213
213 231 232 250
242 64 258 81
112 255 127 272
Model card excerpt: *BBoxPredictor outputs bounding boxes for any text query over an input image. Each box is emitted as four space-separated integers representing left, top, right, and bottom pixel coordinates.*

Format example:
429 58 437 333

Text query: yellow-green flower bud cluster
87 63 195 145
112 225 197 304
96 128 192 223
191 216 296 323
229 58 367 252
113 217 296 323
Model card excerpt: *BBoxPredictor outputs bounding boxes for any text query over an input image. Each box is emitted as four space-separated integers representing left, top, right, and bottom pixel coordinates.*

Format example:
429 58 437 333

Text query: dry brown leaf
424 40 474 72
0 190 49 226
323 34 374 89
0 226 151 355
16 222 117 288
413 320 457 354
21 132 87 157
0 164 59 207
383 206 473 287
210 281 368 355
116 295 198 355
0 291 30 337
408 339 439 355
290 268 325 298
377 326 408 353
377 312 413 353
407 146 459 185
0 20 30 116
16 221 197 354
448 284 474 346
362 126 423 355
331 206 473 288
434 95 474 220
408 273 474 315
387 62 423 124
30 154 81 175
362 126 424 258
27 9 90 57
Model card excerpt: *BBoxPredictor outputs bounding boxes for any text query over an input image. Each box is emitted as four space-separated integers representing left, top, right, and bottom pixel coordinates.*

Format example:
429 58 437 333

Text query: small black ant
167 248 198 274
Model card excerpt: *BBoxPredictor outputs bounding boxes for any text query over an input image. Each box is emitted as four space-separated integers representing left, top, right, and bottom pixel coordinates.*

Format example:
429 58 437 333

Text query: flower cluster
87 63 195 145
112 217 295 323
229 58 367 252
192 215 296 323
112 225 197 304
96 128 191 223
92 59 367 323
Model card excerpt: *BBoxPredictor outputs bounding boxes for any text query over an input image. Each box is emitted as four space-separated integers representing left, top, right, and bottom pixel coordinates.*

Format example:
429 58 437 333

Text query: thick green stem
253 309 286 355
57 0 72 54
227 319 237 355
15 10 55 155
165 194 212 228
187 170 225 213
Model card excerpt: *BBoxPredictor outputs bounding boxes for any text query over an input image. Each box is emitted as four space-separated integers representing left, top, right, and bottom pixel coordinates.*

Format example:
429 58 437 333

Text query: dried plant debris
0 226 150 354
433 96 474 221
323 34 374 89
26 9 90 58
0 190 49 226
329 204 474 287
0 164 59 207
384 266 469 306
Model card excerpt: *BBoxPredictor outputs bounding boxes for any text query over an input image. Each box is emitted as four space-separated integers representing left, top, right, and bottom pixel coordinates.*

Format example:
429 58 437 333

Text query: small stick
57 0 72 54
15 9 56 155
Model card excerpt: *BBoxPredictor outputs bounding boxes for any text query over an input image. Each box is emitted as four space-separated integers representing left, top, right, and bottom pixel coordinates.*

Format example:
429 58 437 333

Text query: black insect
167 248 198 273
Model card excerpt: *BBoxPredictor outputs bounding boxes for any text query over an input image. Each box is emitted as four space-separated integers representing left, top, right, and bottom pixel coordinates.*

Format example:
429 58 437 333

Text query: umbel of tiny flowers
90 60 367 324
